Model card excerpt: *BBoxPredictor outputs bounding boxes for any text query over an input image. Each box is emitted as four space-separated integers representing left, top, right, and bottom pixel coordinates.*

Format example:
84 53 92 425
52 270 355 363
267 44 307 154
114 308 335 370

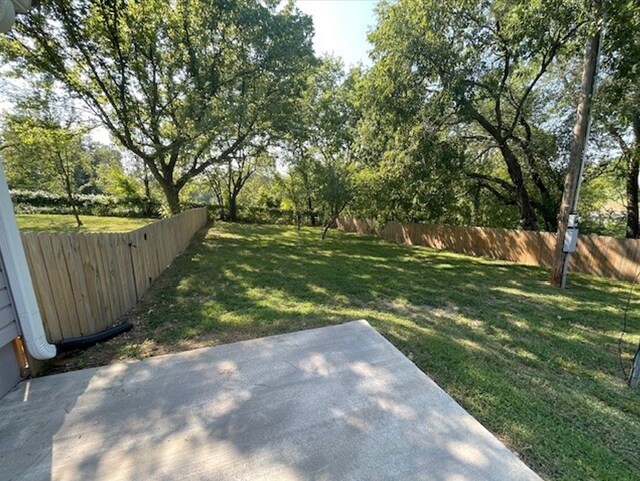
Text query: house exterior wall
0 250 21 398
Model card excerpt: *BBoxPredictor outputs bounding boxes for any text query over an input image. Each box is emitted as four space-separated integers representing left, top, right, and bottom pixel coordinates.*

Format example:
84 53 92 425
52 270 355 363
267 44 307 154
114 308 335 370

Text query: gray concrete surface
0 320 542 481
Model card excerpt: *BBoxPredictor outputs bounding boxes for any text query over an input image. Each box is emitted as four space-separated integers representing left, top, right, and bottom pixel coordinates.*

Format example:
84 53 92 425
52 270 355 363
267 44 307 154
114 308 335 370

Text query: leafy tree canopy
0 0 315 213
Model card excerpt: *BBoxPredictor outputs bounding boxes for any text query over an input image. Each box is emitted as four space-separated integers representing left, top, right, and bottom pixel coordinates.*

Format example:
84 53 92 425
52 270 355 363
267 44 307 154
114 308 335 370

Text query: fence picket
20 208 207 343
21 234 62 341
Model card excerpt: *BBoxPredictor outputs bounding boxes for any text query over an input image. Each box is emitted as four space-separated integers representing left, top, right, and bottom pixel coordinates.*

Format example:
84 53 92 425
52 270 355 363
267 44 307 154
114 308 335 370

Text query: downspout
0 160 56 359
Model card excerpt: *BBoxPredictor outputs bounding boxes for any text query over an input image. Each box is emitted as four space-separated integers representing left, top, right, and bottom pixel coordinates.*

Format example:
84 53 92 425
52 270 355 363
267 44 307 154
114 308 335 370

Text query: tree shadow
0 322 541 480
42 222 640 479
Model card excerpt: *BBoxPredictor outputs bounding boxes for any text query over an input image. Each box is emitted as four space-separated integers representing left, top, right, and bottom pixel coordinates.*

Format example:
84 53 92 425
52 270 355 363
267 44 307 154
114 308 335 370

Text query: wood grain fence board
616 238 632 281
113 234 129 311
76 234 101 334
107 234 125 319
44 234 80 338
577 236 608 278
131 229 148 295
54 233 86 337
608 238 627 281
589 236 609 277
110 234 124 315
129 230 141 297
72 234 97 333
147 227 157 285
112 234 130 318
21 234 62 342
132 228 146 288
120 235 134 314
61 234 92 336
153 221 164 276
97 233 117 326
148 223 160 280
120 233 137 310
616 239 633 281
141 228 153 292
103 244 118 327
624 238 640 281
93 233 115 331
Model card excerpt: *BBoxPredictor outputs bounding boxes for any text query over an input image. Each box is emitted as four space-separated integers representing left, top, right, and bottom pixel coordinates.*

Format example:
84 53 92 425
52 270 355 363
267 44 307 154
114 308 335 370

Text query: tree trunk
62 171 82 227
626 114 640 238
471 183 480 225
500 145 539 231
321 219 334 240
145 155 182 215
466 105 539 231
626 154 639 239
215 196 225 220
161 182 182 215
142 171 154 217
144 172 151 199
228 194 238 222
551 16 602 287
321 201 349 240
308 197 316 226
68 193 83 228
57 153 82 227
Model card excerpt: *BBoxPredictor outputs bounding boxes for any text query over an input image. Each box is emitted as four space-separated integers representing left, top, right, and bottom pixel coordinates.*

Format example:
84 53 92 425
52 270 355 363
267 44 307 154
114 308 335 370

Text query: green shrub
10 190 161 218
209 204 321 226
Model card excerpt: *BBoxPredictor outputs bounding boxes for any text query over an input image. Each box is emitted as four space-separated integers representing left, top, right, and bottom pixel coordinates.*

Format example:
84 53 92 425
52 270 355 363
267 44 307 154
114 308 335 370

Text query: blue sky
296 0 378 68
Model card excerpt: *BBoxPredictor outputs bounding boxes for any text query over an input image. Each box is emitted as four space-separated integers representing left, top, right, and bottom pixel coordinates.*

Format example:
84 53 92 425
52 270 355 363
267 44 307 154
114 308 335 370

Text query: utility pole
551 8 604 288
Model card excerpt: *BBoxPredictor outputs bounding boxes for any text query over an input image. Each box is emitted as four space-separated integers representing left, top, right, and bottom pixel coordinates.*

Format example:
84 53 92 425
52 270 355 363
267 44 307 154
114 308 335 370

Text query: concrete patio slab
0 320 542 481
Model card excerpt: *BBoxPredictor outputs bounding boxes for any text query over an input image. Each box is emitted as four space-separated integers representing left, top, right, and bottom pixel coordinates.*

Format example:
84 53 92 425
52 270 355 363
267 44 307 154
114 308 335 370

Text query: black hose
54 321 133 353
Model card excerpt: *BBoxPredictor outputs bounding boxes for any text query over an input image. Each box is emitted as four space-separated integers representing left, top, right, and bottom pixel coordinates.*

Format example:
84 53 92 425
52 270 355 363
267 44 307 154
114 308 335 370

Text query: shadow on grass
56 223 639 480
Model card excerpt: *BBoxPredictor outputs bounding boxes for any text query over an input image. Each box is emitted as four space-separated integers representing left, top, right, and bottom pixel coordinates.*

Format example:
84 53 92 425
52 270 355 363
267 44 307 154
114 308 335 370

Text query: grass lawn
16 213 156 233
53 223 639 480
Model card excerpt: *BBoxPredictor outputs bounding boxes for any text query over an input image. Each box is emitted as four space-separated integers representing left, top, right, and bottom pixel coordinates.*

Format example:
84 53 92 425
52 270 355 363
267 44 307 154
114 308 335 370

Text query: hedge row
10 190 160 218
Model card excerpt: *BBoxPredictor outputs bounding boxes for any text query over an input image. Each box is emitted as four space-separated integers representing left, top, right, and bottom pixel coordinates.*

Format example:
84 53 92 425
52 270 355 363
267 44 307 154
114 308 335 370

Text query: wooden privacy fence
21 208 207 343
336 216 640 283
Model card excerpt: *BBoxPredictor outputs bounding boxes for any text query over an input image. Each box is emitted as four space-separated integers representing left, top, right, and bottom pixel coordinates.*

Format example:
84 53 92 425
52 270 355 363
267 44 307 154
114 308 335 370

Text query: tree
1 0 314 213
84 142 123 195
278 170 307 230
1 87 90 226
280 58 360 237
595 1 640 238
316 157 354 239
95 151 161 217
354 70 469 225
311 61 359 238
278 150 319 229
364 0 586 230
207 145 274 222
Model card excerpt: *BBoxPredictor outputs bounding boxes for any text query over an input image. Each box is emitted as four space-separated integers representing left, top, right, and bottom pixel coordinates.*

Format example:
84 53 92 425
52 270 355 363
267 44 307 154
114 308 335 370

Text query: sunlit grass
61 223 639 480
16 213 156 233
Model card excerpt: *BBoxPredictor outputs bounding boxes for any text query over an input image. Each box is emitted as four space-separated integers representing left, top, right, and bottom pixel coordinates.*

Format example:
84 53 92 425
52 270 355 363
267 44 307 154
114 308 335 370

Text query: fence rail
21 208 207 343
337 217 640 283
